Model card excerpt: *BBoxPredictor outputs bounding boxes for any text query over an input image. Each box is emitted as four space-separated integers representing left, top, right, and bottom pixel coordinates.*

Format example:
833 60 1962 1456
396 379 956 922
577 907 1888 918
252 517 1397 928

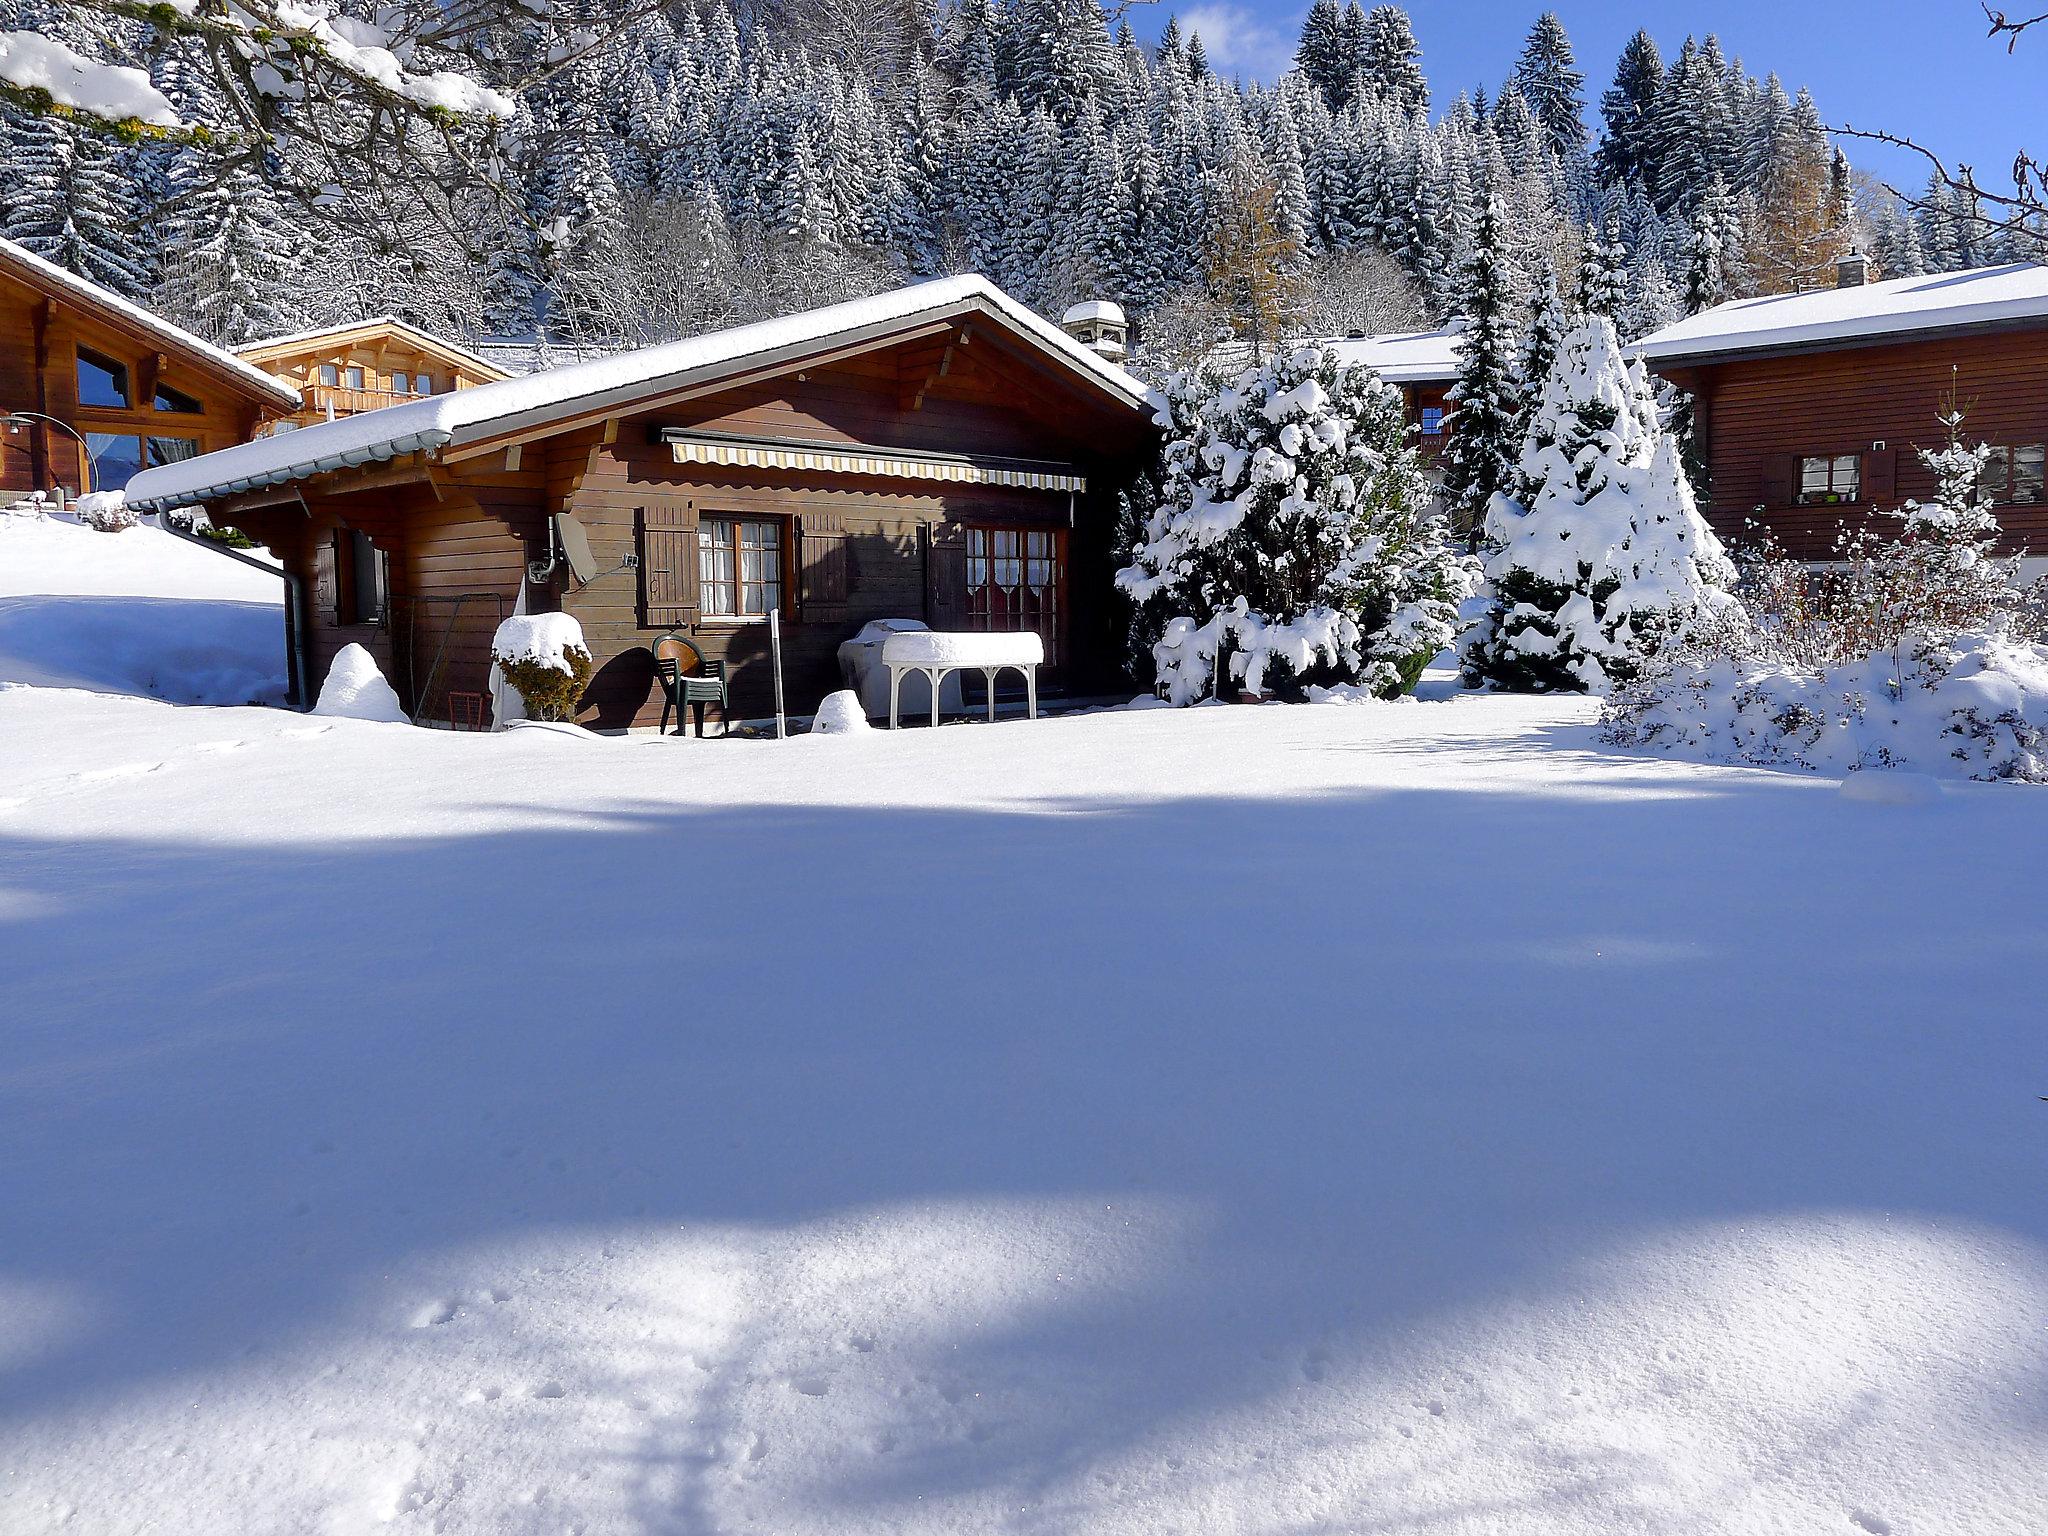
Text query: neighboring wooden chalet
124 277 1158 729
1320 327 1460 462
0 236 300 499
237 317 510 428
1634 258 2048 573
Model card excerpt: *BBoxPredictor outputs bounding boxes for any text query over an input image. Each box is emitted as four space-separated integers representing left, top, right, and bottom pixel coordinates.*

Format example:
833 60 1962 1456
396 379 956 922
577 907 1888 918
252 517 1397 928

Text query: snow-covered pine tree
1461 314 1737 692
1510 12 1588 164
1520 266 1567 397
1578 217 1627 318
1294 0 1351 111
2 110 151 297
1440 195 1523 549
1117 343 1474 703
1360 5 1426 117
1596 29 1663 191
156 148 301 345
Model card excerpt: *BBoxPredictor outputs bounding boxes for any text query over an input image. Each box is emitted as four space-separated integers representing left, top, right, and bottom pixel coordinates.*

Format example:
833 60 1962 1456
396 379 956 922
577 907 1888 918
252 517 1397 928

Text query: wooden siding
1667 323 2048 560
0 267 269 498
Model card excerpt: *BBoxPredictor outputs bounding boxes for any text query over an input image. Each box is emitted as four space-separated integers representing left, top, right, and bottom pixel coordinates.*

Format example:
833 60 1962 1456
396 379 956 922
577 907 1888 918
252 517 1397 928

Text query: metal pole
768 607 787 739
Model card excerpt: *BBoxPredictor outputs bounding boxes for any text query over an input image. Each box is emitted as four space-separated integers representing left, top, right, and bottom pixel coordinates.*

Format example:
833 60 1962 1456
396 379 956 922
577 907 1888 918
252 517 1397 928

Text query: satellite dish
554 512 597 584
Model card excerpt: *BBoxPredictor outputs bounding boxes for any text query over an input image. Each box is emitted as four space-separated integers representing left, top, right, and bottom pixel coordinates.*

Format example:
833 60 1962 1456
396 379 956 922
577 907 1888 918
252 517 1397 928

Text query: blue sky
1134 1 2038 202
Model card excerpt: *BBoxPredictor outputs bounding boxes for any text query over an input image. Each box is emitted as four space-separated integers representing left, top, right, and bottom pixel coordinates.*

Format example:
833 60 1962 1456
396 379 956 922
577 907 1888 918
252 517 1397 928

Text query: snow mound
0 507 284 704
809 689 871 734
489 613 589 674
72 490 138 531
313 644 407 723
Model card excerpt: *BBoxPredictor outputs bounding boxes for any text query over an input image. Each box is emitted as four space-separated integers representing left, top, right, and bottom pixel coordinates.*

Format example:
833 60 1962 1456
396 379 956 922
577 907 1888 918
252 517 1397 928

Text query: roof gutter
125 426 454 511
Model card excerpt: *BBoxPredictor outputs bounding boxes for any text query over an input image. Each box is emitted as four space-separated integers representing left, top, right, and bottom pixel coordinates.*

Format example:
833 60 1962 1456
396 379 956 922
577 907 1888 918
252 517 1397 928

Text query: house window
391 371 411 395
1977 444 2046 506
345 366 365 389
153 381 203 414
77 347 131 409
336 528 387 625
966 526 1059 660
317 364 340 387
1420 406 1445 436
84 432 143 491
1797 454 1861 506
698 518 782 618
147 436 199 468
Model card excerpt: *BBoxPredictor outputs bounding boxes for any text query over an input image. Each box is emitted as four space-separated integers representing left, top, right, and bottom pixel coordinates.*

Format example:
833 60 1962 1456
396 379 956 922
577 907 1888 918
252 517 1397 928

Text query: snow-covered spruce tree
1461 314 1737 693
1440 196 1523 549
1117 345 1475 705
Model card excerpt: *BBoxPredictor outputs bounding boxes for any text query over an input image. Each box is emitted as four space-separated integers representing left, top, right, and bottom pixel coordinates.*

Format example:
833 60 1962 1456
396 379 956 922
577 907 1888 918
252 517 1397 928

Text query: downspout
150 516 310 709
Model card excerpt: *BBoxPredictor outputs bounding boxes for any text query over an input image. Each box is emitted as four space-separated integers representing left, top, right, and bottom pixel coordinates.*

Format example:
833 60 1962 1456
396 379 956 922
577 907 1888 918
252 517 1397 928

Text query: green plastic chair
653 632 730 738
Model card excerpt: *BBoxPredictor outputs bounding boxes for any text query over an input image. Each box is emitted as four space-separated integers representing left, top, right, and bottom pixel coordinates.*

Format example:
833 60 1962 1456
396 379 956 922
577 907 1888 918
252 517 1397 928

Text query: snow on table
0 682 2043 1536
880 628 1043 727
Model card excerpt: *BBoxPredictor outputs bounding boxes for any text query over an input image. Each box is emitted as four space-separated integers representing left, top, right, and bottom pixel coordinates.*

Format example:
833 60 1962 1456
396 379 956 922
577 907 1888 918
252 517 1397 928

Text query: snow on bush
313 643 408 723
490 613 592 724
1117 345 1475 706
1461 315 1737 694
809 689 871 735
1606 411 2048 782
74 491 138 533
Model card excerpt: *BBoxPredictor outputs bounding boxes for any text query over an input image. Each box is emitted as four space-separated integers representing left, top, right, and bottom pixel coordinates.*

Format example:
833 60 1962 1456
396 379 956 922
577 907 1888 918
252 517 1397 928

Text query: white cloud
1177 4 1300 85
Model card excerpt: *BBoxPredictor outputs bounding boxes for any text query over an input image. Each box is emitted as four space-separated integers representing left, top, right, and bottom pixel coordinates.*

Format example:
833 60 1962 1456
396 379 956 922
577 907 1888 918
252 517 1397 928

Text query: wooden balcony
299 383 421 418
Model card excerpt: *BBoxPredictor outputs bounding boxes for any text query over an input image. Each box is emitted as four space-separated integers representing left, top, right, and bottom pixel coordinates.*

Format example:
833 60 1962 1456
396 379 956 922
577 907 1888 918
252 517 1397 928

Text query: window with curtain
698 518 782 618
84 432 143 491
1797 454 1861 506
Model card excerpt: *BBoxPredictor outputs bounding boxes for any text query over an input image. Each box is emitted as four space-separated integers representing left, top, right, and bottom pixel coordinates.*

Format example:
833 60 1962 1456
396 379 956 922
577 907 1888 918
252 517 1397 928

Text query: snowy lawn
1 683 2044 1535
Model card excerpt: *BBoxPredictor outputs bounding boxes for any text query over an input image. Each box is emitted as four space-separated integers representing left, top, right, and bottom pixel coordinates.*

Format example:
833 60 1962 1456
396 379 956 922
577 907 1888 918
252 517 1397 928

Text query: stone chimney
1837 250 1871 289
1060 300 1129 361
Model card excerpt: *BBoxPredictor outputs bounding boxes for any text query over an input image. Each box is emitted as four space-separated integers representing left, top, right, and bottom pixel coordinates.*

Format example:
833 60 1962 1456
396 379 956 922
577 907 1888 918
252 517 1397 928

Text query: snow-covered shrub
75 492 137 533
1461 315 1737 694
1118 344 1475 706
313 643 408 723
1605 409 2048 782
490 613 593 724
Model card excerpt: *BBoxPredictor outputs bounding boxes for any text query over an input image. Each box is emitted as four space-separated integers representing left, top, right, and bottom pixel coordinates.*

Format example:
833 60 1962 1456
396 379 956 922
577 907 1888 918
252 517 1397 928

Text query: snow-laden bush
1606 411 2048 782
1461 315 1737 694
810 689 870 735
1117 345 1475 706
313 643 408 723
75 492 138 533
490 614 593 724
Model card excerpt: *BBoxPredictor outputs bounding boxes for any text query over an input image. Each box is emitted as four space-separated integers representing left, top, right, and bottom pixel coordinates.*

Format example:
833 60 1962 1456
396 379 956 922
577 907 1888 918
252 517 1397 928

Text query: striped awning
665 432 1086 493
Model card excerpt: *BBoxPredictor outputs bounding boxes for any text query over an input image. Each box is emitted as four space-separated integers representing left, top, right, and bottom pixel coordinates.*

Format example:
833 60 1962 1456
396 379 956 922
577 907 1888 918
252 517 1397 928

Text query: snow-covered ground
0 505 285 704
2 675 2044 1535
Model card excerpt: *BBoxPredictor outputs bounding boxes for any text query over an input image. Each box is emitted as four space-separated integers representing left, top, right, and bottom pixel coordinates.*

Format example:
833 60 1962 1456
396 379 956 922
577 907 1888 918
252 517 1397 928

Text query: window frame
1419 405 1446 437
1977 443 2046 507
76 347 132 410
152 380 205 415
1796 453 1862 506
696 515 787 622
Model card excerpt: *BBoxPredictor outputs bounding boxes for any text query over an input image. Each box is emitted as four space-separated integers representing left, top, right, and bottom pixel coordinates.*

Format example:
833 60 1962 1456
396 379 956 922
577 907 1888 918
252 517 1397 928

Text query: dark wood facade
205 312 1153 729
0 240 295 498
1649 322 2048 562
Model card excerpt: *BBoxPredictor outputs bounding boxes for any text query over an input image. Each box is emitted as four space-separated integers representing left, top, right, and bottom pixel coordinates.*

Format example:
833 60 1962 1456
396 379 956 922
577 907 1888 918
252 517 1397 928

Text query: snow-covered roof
1313 327 1463 385
1062 300 1127 327
0 236 301 410
236 315 511 380
127 275 1150 511
1632 262 2048 366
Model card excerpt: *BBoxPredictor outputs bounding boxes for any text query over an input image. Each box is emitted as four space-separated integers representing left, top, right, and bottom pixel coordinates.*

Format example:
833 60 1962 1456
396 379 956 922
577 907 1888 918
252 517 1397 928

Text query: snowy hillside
0 683 2042 1535
0 504 284 704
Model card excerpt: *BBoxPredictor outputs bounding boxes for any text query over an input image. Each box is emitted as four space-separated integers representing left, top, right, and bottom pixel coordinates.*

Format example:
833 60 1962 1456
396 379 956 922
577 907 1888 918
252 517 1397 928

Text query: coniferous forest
1 0 2033 362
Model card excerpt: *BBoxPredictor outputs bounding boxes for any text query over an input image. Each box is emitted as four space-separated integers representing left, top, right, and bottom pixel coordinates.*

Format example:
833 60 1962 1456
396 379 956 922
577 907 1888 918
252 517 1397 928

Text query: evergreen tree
1360 5 1426 117
1596 30 1663 190
1294 0 1350 111
1510 12 1588 163
1440 196 1523 548
1461 314 1736 692
2 113 150 297
1578 218 1627 317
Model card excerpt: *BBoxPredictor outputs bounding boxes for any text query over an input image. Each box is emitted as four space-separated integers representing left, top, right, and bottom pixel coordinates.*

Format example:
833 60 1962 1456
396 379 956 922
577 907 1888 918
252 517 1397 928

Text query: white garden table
881 630 1044 728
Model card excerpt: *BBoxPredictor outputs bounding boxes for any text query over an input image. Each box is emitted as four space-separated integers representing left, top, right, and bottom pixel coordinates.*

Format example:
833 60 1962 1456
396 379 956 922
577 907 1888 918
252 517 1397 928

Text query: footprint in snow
76 762 164 783
191 739 251 755
531 1380 567 1400
280 723 333 740
1850 1514 1892 1535
412 1299 460 1328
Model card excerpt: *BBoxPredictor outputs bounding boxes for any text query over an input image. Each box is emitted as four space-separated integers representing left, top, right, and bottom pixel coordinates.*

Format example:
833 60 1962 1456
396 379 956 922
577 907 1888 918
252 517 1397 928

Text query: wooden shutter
314 531 341 623
638 502 697 629
923 520 968 630
797 515 852 616
1759 453 1797 508
1862 447 1897 506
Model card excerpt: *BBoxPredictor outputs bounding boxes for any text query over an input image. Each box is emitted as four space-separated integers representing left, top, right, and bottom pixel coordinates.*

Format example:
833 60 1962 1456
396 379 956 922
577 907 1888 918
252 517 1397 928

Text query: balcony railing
301 383 422 416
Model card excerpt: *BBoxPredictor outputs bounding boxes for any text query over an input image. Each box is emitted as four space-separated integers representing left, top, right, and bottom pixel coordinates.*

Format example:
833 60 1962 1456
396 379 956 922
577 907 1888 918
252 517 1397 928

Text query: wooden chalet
1635 258 2048 574
124 276 1158 729
0 236 300 499
1321 327 1460 462
237 316 511 427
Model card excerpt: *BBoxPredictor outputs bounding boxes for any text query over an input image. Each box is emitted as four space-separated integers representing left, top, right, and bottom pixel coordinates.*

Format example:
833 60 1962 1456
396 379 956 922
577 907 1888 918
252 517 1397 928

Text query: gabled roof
236 315 511 381
1632 262 2048 367
126 275 1151 511
1314 327 1463 384
0 236 302 411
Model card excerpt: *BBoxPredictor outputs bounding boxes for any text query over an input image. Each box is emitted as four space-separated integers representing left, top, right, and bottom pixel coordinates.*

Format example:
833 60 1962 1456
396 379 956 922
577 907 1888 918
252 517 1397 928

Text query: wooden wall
0 268 264 499
1677 325 2048 559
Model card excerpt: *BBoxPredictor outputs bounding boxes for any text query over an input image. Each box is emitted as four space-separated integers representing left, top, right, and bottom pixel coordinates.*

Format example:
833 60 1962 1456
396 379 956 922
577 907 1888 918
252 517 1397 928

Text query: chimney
1060 299 1129 361
1837 250 1871 289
